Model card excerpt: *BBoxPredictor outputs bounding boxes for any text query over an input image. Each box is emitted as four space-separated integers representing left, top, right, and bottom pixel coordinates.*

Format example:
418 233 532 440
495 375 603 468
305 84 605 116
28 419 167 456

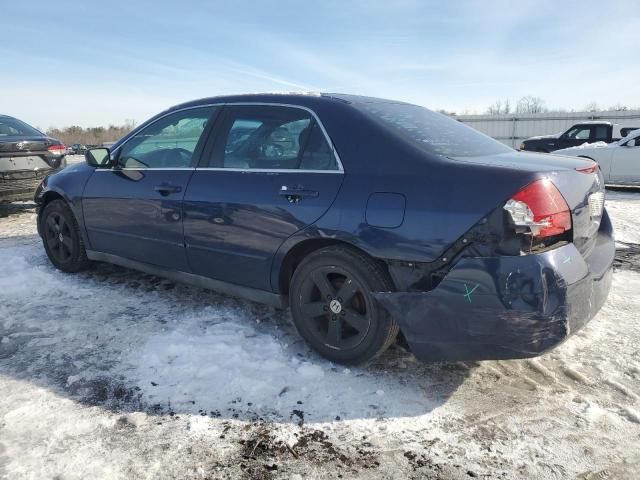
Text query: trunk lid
548 167 605 256
452 151 605 256
451 150 594 172
0 136 63 171
0 136 50 156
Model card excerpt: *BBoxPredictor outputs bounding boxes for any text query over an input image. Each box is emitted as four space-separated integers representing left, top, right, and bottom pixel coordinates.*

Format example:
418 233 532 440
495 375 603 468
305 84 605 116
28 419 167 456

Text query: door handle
154 183 182 196
279 185 318 203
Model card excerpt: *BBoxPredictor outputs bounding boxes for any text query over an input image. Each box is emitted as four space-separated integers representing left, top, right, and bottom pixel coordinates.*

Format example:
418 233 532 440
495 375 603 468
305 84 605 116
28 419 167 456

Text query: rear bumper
0 165 65 201
374 211 615 362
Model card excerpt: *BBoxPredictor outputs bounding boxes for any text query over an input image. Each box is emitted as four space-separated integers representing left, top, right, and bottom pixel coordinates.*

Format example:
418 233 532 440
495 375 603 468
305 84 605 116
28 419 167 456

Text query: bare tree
584 101 599 112
516 96 547 114
609 104 629 111
486 99 503 115
503 99 511 115
46 121 137 146
486 99 512 115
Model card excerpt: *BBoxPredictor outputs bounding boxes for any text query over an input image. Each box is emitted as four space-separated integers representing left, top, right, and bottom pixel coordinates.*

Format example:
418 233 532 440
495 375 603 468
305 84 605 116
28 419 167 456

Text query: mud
614 243 640 273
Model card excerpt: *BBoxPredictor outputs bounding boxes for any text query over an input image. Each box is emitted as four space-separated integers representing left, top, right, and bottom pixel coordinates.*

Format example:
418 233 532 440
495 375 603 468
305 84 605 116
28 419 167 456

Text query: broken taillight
504 179 571 239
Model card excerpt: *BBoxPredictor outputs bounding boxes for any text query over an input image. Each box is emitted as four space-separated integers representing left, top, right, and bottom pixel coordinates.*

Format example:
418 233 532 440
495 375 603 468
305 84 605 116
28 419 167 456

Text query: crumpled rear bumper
374 212 615 362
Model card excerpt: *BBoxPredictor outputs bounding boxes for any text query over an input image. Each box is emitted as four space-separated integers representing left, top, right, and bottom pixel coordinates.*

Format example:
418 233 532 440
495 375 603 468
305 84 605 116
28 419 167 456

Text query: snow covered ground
0 190 639 479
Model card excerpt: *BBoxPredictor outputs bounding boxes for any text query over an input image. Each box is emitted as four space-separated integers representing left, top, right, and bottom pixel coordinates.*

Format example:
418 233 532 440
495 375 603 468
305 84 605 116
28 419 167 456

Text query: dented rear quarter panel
373 210 614 361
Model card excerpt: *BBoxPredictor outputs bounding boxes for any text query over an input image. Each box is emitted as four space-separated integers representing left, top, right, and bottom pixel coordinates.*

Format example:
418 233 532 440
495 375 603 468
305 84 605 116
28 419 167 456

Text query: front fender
34 162 96 247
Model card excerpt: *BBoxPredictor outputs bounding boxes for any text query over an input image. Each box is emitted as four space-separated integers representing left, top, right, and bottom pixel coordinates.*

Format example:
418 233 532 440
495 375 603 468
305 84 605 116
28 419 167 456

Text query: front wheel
41 199 89 273
289 246 399 365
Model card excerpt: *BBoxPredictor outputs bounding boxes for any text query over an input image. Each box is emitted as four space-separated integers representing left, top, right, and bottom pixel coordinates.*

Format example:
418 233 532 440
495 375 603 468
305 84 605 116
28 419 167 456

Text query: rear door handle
154 183 182 196
279 185 318 203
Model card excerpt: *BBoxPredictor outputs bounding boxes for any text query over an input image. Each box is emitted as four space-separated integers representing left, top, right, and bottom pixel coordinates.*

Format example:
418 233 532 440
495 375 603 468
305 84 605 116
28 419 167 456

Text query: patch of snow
129 315 431 419
606 190 640 244
1 194 640 478
578 141 609 148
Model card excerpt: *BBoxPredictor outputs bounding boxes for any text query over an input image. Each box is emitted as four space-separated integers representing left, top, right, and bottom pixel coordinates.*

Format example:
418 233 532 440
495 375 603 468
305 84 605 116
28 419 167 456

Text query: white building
457 110 640 148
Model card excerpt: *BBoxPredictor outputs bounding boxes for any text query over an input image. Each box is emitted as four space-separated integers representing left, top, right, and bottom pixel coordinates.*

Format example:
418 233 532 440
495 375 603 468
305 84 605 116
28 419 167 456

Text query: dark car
70 144 87 155
520 121 640 153
34 94 614 365
0 115 66 201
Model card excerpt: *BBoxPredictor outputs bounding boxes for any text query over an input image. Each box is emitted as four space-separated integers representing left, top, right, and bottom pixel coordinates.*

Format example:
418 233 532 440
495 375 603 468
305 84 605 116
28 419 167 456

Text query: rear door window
210 105 339 170
593 125 609 141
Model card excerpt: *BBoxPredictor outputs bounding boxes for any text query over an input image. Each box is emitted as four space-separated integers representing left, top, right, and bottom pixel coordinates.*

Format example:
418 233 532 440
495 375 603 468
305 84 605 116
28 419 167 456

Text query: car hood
525 133 561 141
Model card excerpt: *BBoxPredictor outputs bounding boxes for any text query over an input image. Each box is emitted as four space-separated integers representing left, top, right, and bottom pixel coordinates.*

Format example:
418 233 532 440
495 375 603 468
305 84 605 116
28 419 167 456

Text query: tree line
45 120 136 146
484 97 637 116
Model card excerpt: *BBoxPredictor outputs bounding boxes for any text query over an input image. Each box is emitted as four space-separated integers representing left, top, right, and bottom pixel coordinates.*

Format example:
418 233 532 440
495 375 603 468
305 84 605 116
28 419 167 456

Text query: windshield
0 116 42 137
357 102 512 157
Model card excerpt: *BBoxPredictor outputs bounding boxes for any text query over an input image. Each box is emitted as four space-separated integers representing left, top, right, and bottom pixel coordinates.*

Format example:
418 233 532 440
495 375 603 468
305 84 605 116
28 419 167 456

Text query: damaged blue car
34 93 614 364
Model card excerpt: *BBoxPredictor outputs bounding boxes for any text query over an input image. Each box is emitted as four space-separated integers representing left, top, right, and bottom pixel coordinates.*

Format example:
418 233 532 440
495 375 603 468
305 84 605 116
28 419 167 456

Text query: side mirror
85 148 111 168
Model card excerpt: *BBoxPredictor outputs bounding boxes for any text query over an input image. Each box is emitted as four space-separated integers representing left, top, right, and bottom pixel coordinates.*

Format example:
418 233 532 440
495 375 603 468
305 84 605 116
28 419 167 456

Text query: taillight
504 178 571 239
575 163 598 174
47 144 65 155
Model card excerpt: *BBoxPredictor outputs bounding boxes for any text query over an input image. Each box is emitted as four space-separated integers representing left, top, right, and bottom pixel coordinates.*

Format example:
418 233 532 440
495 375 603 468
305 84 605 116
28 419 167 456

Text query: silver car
554 129 640 186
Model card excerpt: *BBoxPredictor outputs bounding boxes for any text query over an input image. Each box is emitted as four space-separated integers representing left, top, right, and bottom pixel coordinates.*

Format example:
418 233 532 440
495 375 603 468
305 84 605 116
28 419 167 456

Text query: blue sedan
34 93 614 364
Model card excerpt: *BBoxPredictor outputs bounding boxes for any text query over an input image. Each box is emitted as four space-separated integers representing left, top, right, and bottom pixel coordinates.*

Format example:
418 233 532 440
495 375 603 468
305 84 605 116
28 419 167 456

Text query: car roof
167 92 411 112
573 121 613 126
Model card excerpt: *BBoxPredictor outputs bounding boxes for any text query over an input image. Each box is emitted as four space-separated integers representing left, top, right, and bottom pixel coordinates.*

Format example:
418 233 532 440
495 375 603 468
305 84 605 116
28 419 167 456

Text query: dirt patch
0 202 36 218
614 244 640 273
67 376 144 411
229 422 379 479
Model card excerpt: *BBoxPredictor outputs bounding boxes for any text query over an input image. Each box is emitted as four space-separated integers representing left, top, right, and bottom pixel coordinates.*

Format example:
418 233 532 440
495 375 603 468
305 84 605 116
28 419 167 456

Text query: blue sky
2 0 639 128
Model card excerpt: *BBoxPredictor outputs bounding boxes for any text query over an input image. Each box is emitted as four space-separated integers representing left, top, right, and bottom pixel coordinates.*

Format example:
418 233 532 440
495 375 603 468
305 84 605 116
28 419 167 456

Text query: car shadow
0 234 473 425
0 201 36 218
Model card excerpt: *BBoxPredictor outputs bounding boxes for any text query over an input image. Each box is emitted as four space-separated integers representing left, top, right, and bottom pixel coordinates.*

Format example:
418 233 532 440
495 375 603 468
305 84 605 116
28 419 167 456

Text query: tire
40 199 89 273
289 246 399 365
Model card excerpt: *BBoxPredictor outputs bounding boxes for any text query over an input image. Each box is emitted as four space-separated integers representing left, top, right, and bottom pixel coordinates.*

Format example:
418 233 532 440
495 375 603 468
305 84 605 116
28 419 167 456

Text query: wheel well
41 191 64 205
37 191 65 225
278 238 391 295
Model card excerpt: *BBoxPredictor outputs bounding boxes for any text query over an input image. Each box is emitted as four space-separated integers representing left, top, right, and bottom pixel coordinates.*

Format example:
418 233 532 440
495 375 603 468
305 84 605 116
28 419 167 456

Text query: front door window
118 107 215 168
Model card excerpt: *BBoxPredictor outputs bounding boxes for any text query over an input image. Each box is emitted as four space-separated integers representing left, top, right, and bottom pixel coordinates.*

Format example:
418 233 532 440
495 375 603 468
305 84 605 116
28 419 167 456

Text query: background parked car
0 114 66 201
70 144 87 154
554 129 640 185
520 121 639 153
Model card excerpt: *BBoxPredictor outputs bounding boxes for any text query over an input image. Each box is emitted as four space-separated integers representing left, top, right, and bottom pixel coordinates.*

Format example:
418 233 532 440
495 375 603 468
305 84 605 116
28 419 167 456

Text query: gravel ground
0 190 639 479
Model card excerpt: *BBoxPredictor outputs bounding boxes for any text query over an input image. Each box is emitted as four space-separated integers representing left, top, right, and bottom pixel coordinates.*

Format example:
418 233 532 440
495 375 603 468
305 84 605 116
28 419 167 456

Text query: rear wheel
289 246 398 364
41 199 89 273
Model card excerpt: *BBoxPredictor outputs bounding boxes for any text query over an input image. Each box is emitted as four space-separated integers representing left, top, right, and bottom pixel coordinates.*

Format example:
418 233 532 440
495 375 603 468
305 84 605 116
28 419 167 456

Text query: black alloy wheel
299 266 372 351
40 199 89 273
44 211 74 264
290 246 399 364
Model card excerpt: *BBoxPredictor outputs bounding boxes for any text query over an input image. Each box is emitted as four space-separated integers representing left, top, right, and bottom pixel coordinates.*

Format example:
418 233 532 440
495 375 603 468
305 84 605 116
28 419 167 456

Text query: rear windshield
357 102 512 157
0 117 41 137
